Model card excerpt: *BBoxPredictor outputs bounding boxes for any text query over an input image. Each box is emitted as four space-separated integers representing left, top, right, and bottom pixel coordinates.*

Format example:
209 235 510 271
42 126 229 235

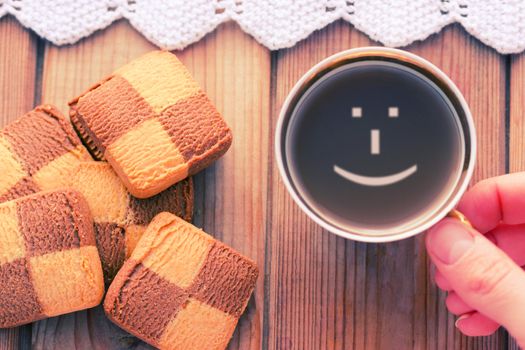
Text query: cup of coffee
275 47 476 242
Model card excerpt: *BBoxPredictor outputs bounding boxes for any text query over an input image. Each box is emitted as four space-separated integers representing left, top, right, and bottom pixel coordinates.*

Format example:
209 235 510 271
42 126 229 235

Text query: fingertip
426 218 475 265
455 312 500 337
426 218 465 248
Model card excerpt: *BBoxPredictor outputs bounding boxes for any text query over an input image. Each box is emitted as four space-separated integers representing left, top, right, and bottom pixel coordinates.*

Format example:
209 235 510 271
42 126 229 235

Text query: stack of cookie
0 51 258 350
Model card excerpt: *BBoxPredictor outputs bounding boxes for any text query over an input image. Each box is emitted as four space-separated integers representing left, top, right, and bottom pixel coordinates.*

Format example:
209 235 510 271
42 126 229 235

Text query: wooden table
0 15 522 350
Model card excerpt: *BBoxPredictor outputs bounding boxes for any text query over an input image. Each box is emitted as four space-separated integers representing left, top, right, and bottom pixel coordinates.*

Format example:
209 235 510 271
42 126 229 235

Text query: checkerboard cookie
0 105 92 203
69 50 232 198
64 161 193 282
104 212 258 350
0 190 104 328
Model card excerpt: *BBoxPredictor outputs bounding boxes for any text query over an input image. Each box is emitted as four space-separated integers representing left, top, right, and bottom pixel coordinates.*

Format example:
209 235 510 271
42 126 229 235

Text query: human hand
426 173 525 346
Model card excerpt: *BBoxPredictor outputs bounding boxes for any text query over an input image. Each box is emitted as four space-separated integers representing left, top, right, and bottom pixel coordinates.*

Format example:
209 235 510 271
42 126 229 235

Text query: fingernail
427 220 474 265
455 313 471 328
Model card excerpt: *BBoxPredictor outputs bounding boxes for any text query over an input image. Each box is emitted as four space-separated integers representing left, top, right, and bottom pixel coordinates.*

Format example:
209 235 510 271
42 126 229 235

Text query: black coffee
285 60 464 233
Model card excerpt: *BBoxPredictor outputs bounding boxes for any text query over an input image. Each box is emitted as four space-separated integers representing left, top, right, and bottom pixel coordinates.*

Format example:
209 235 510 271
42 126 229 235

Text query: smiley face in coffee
285 60 466 232
333 105 419 186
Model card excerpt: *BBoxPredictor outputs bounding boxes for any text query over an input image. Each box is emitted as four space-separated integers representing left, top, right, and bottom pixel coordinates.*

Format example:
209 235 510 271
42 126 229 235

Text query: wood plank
34 19 270 349
510 53 525 174
268 21 506 349
0 15 38 350
0 16 37 122
508 52 525 350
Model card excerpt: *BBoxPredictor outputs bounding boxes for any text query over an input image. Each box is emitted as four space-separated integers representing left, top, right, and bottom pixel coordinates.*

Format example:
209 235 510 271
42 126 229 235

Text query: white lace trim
0 0 524 54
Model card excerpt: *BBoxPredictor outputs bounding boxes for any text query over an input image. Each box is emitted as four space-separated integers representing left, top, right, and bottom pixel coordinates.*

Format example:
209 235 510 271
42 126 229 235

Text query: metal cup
275 47 476 243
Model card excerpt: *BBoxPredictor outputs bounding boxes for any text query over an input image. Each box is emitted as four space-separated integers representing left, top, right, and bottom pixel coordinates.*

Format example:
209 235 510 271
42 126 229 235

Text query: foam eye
388 106 399 118
351 107 362 118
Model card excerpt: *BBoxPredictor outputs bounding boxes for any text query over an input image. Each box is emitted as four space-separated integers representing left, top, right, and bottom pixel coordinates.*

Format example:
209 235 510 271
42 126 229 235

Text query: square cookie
0 105 92 203
69 50 232 198
0 190 104 328
104 212 258 350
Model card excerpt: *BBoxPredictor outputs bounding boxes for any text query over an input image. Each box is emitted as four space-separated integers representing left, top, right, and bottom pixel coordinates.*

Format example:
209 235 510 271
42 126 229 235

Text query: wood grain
267 21 507 350
508 52 525 350
33 20 270 350
510 53 525 174
0 16 37 122
0 15 38 350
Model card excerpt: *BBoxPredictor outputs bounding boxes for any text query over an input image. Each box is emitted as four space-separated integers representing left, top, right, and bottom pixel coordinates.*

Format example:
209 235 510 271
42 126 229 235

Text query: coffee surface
286 60 464 232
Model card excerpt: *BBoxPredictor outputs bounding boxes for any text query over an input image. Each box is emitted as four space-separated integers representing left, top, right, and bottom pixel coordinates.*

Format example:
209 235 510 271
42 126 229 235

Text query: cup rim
275 46 477 243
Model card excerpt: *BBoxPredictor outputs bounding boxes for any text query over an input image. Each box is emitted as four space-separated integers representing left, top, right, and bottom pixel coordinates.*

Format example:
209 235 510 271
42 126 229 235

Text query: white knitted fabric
0 0 524 54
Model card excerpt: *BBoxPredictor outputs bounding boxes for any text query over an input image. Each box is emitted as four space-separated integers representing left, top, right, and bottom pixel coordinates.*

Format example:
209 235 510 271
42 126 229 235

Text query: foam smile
333 164 418 186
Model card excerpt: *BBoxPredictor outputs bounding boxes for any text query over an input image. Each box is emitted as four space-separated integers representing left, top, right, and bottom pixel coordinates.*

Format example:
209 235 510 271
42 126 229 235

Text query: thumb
427 218 525 345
